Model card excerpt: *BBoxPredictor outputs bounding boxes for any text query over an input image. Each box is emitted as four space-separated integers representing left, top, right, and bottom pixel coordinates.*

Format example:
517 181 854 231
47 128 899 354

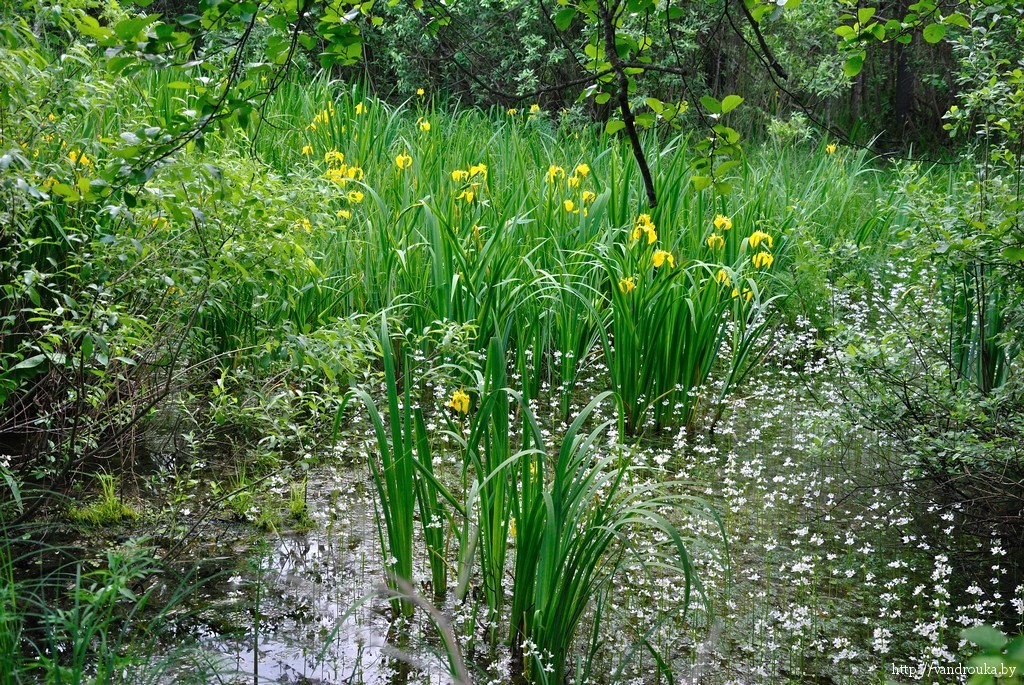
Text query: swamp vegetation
1 0 1023 683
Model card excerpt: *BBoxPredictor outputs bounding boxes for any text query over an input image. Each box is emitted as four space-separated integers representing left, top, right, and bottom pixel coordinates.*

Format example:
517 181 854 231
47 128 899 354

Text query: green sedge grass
350 315 417 617
440 336 519 643
505 391 726 682
97 75 879 410
598 240 735 436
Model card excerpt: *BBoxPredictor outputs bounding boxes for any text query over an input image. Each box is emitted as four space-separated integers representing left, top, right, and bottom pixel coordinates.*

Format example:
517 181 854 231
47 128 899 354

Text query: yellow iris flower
748 230 773 249
545 165 565 183
652 250 675 268
447 388 470 414
631 214 657 244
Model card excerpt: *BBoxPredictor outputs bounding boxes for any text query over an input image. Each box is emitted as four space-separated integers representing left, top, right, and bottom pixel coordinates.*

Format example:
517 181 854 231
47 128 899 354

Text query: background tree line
122 0 966 151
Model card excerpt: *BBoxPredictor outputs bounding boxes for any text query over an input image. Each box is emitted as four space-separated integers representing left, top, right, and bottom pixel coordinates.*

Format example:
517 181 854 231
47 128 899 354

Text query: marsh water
162 464 454 684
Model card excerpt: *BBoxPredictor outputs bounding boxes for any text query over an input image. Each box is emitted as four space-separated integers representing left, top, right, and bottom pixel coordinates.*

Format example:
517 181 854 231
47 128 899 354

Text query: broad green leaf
713 124 741 144
691 175 713 190
114 15 156 40
52 183 79 201
1007 636 1024 661
1001 247 1024 261
699 95 721 114
858 7 875 24
634 112 656 128
715 160 740 176
922 23 946 43
606 119 625 135
553 8 576 31
944 13 969 28
77 15 112 39
962 625 1007 651
844 53 865 77
721 94 743 113
9 354 47 373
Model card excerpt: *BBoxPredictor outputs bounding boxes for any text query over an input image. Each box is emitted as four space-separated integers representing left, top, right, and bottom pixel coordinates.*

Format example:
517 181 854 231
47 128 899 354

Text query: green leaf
720 94 743 114
646 97 664 113
606 119 625 135
922 23 946 43
713 124 741 144
944 13 969 28
857 7 875 24
691 175 713 190
843 52 865 77
9 354 47 373
77 15 112 39
634 112 656 128
52 183 80 201
1001 247 1024 262
114 15 156 40
962 625 1007 651
595 92 611 105
553 8 576 31
715 160 740 176
1006 636 1024 661
699 95 721 114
